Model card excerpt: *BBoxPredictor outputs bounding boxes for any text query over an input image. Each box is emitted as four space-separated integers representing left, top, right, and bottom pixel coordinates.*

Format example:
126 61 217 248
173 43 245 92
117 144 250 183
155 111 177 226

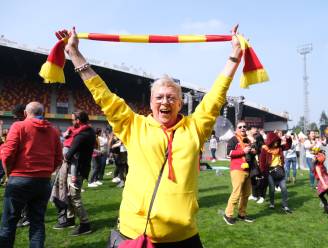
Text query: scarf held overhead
39 33 269 88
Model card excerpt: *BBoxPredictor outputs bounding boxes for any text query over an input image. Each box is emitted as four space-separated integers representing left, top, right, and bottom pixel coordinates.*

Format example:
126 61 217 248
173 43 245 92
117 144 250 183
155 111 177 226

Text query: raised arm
55 27 96 81
221 24 243 78
56 28 135 144
192 25 243 142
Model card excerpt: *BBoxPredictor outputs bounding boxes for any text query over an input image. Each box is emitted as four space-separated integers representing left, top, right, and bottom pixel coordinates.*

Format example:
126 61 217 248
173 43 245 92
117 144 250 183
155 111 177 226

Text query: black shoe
53 218 75 230
237 214 255 223
70 223 92 236
223 214 236 225
17 217 30 228
282 206 292 214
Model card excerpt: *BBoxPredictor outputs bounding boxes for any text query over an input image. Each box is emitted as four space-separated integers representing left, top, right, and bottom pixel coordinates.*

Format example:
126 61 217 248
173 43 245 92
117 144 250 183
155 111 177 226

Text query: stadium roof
0 36 288 122
0 35 207 92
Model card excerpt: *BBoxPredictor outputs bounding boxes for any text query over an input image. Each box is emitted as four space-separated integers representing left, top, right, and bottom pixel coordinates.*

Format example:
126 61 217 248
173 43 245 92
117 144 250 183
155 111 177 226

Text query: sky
1 0 327 126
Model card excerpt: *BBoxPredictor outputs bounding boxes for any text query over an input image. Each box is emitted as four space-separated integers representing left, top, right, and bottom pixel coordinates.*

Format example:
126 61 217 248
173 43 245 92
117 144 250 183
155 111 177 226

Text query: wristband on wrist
74 62 90 73
229 56 240 63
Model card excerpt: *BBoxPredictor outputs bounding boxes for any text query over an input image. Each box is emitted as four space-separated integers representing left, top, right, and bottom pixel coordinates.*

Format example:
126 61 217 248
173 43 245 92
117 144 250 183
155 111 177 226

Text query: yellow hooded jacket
84 74 231 242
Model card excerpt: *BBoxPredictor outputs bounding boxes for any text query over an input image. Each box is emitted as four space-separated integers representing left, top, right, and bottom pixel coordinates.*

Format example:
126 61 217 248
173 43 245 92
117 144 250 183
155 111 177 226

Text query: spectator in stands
0 101 62 248
56 24 242 247
223 121 256 225
62 111 96 236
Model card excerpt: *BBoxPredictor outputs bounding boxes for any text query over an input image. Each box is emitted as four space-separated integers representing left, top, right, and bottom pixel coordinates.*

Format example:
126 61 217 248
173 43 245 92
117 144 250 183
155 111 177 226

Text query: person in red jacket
0 101 63 248
313 150 328 214
223 120 256 225
51 125 78 230
259 132 292 213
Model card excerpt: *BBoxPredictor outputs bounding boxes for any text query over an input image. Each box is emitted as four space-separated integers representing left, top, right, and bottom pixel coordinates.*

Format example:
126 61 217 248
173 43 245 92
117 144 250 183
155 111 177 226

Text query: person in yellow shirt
55 25 242 247
259 132 292 213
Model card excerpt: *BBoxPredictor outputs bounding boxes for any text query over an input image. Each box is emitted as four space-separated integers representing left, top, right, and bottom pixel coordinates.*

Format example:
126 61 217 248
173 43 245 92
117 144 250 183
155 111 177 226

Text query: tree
308 122 319 131
292 116 305 133
319 111 328 125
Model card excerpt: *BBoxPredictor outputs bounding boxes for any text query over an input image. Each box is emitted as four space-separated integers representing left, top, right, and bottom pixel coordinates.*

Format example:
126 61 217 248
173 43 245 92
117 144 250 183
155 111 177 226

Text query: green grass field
1 161 327 248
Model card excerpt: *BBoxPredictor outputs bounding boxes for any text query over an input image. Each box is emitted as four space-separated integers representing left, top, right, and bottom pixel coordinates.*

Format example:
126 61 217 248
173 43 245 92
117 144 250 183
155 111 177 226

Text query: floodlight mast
297 43 312 133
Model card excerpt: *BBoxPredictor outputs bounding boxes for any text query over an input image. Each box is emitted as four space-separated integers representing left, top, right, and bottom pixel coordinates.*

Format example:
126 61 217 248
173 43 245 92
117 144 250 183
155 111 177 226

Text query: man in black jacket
65 111 96 236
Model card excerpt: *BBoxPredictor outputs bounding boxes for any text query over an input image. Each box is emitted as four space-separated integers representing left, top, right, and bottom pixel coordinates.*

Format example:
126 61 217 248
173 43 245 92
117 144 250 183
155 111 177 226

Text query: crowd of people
0 25 327 248
222 123 327 225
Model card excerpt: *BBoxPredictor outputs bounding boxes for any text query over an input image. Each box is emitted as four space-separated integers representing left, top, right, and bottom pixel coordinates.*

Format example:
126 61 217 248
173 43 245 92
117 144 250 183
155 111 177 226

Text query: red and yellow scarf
39 33 269 88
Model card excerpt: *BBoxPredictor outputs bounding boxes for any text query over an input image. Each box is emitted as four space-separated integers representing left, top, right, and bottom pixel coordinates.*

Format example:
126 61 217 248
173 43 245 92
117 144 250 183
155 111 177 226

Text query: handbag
269 166 285 181
108 229 128 248
107 146 170 248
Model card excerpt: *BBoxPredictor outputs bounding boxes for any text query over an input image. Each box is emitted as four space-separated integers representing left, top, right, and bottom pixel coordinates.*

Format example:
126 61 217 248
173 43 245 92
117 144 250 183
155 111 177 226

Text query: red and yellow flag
39 33 269 88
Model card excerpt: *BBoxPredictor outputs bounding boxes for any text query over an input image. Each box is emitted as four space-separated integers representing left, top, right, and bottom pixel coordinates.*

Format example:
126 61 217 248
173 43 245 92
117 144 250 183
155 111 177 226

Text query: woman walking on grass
259 132 292 213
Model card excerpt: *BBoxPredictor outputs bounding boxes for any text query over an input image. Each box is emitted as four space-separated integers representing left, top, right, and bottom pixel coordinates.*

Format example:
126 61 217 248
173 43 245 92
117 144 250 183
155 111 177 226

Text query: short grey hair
151 75 182 100
25 102 44 116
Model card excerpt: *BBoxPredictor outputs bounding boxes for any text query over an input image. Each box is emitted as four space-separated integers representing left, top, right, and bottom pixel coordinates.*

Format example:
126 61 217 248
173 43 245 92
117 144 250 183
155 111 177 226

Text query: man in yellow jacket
56 25 242 247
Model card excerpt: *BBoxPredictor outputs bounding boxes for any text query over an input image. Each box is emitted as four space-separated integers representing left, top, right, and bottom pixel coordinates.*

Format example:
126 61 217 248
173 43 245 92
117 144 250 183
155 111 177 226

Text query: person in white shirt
97 130 109 180
209 134 218 162
284 133 298 184
304 131 320 188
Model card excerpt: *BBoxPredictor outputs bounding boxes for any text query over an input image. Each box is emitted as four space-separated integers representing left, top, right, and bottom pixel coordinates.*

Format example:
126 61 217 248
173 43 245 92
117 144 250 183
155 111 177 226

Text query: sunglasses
238 125 247 129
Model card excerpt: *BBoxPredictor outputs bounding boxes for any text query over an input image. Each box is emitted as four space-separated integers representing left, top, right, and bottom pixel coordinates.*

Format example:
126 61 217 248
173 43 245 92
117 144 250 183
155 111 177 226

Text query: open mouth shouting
160 108 171 115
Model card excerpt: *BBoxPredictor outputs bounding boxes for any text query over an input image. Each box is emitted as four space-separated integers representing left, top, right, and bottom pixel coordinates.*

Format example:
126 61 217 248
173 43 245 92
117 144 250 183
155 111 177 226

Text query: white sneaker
68 183 79 190
256 197 264 204
106 172 113 176
112 177 121 183
88 182 98 188
95 181 103 185
211 159 216 162
116 181 125 188
248 195 258 201
275 186 281 192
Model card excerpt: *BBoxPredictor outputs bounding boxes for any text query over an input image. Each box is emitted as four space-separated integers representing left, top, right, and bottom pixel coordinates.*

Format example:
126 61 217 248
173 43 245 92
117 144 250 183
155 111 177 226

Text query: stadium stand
72 85 103 116
0 75 51 113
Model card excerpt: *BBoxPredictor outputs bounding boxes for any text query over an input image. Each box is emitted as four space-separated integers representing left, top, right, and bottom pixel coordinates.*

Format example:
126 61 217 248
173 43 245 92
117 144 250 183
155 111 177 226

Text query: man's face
150 86 182 128
236 122 247 137
250 127 258 136
71 114 80 128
